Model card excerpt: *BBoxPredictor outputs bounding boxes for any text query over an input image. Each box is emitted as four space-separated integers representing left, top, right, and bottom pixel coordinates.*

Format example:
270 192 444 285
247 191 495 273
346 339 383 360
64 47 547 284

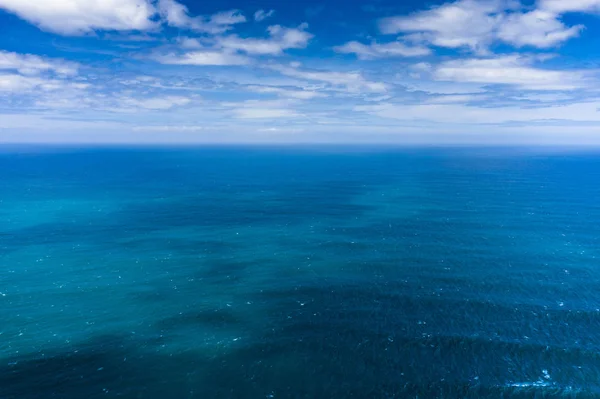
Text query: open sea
1 146 600 398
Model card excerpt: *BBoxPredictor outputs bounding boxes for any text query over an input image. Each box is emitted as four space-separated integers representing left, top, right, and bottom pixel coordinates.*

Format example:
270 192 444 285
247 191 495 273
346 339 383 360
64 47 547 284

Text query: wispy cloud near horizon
1 0 600 144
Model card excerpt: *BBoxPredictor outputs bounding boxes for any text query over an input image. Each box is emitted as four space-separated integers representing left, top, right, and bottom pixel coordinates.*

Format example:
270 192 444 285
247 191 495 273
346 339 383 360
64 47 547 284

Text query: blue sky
1 0 600 144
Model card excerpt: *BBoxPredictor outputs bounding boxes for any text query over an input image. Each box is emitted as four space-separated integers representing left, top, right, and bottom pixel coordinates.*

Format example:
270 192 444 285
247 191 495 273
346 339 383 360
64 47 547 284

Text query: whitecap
508 381 552 388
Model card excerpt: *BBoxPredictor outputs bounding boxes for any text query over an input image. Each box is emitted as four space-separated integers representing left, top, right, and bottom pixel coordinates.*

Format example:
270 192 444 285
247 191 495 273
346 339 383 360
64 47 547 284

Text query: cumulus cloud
0 0 157 35
0 51 85 96
254 9 275 22
378 0 587 51
217 23 313 55
379 0 507 52
153 22 313 66
0 51 78 76
334 40 431 59
540 0 600 13
153 50 250 66
157 0 191 27
497 9 583 48
0 74 88 92
4 0 600 144
158 0 246 34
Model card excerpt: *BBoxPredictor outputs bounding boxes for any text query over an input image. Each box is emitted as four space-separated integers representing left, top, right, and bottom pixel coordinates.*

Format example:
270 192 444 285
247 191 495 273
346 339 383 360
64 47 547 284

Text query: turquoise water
1 147 600 398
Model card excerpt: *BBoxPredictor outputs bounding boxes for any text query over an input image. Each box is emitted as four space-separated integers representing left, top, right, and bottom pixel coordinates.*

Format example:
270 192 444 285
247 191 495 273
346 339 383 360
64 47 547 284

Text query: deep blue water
1 146 600 398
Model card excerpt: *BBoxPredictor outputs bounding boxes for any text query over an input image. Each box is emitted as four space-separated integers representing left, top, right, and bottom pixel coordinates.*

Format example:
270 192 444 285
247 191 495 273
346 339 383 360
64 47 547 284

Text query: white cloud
497 10 583 48
540 0 600 13
157 0 190 28
254 9 275 22
513 92 576 102
256 127 304 133
16 89 191 112
132 125 205 132
432 55 588 90
425 94 486 104
355 100 600 125
0 74 88 92
222 99 301 119
0 113 129 132
233 108 300 119
406 62 433 79
177 37 205 49
0 74 51 91
378 0 586 51
246 85 326 99
155 20 312 66
5 0 600 145
119 95 192 110
211 10 246 26
0 0 156 35
158 0 246 34
25 85 196 112
154 50 250 66
362 94 393 102
334 40 431 59
0 51 78 76
269 64 387 93
379 0 507 52
218 24 313 55
405 80 487 95
33 99 73 109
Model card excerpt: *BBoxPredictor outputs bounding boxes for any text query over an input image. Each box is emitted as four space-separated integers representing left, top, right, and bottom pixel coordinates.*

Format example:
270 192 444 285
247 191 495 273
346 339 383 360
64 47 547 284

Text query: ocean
1 146 599 398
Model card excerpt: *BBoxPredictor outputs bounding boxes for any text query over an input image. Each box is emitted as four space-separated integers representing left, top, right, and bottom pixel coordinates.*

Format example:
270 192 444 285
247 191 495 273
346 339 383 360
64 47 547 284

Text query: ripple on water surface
1 147 600 398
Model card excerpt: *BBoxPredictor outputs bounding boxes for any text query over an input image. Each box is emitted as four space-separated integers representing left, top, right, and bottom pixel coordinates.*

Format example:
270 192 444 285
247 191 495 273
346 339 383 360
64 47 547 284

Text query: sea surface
1 146 600 398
